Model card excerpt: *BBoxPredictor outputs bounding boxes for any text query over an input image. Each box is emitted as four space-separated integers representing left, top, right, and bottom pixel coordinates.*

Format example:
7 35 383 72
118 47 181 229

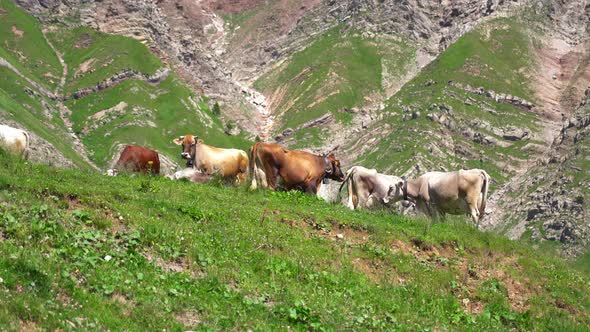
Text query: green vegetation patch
66 74 248 167
0 152 588 330
0 0 62 90
255 28 415 133
0 67 89 168
47 26 162 94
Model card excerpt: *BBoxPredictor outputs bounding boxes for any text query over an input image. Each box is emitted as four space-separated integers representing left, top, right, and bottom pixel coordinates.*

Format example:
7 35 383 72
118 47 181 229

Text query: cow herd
0 123 491 226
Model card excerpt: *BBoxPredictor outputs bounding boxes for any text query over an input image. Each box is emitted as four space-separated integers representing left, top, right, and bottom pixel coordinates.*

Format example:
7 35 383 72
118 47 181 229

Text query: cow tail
479 170 490 218
249 143 258 189
337 167 353 200
22 130 30 160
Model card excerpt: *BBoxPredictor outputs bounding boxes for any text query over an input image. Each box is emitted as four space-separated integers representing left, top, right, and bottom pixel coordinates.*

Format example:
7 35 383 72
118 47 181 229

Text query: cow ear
196 138 204 144
173 137 184 145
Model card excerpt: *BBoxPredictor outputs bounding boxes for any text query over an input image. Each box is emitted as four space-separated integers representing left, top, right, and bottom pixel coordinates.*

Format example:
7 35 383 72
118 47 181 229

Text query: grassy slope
0 0 61 91
355 18 541 183
0 0 91 168
0 152 588 331
52 26 249 167
47 26 161 95
255 28 415 147
0 68 89 168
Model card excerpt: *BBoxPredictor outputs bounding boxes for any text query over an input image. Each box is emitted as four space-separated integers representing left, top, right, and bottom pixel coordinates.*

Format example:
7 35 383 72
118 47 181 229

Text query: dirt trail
41 29 99 170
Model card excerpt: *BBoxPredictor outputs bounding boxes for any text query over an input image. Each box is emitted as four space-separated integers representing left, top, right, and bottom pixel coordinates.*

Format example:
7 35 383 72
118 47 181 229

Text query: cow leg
236 171 247 184
347 179 356 209
305 183 318 195
263 164 279 190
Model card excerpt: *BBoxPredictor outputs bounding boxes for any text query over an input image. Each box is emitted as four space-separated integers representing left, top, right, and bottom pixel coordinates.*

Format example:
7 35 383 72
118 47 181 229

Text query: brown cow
249 142 345 194
173 135 249 183
110 145 160 175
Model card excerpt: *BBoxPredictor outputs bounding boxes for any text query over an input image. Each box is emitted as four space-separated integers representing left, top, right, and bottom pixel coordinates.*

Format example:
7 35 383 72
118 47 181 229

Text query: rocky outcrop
489 92 590 256
449 81 535 111
66 67 169 100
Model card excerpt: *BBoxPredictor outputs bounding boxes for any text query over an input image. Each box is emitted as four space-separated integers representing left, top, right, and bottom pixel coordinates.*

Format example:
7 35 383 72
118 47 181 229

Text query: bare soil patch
74 33 93 49
74 58 96 77
176 309 202 328
142 251 205 279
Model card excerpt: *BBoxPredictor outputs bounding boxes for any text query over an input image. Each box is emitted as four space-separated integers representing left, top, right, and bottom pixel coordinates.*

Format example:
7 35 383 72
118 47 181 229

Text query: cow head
324 153 345 181
383 180 405 204
173 135 202 163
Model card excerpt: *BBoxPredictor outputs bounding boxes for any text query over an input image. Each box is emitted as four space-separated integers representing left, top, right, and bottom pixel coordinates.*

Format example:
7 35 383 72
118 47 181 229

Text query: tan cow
173 135 249 183
391 169 490 227
338 166 404 210
0 124 30 159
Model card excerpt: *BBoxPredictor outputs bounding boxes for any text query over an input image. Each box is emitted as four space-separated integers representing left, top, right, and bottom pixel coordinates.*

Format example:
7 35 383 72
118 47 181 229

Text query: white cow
338 166 404 210
167 167 212 183
391 169 490 227
0 124 30 159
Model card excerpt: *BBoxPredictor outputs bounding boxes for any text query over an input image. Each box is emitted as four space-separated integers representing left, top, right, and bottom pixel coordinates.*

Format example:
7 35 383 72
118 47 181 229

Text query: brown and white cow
338 166 404 210
0 124 30 159
389 169 490 227
110 145 160 175
249 142 345 194
173 135 249 183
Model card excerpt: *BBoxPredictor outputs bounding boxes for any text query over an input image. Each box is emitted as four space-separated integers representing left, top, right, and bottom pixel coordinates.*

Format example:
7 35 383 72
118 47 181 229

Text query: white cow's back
0 124 29 158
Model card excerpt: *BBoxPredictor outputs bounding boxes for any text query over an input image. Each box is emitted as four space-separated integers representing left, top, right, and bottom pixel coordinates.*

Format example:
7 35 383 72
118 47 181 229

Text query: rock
502 127 529 141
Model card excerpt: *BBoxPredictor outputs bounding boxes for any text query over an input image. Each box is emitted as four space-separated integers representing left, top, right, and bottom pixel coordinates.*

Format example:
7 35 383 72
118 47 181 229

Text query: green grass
0 151 588 330
0 0 62 90
255 28 415 135
47 26 162 94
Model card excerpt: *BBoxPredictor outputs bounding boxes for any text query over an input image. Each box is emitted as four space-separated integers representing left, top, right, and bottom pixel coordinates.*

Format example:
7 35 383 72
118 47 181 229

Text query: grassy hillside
0 0 61 91
0 151 588 330
255 27 415 146
0 0 247 169
353 18 542 184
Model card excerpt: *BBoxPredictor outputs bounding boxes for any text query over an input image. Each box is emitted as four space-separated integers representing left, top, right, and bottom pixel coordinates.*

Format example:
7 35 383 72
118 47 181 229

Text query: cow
389 169 490 227
0 124 30 159
172 135 249 183
249 142 345 194
338 166 404 210
110 145 160 175
167 167 213 183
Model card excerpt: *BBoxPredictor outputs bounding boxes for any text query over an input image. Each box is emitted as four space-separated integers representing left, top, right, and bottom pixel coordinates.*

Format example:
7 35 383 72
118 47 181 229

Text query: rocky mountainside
4 0 590 256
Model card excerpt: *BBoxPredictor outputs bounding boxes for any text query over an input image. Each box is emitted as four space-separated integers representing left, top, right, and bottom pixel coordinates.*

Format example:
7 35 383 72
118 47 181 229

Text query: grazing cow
111 145 160 175
338 166 404 210
393 169 490 227
167 168 213 183
0 124 30 159
173 135 249 183
249 142 345 194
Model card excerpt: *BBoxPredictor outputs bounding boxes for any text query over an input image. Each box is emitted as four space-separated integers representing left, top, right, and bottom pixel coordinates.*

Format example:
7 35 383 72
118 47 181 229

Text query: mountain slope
0 0 247 170
0 151 588 330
